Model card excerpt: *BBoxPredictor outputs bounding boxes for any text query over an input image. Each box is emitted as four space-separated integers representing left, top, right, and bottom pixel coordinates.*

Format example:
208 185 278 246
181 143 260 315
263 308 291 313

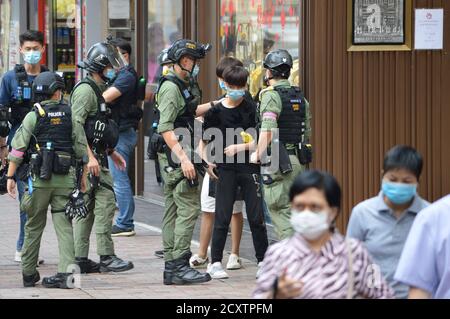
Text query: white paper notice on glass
108 0 130 20
415 9 444 50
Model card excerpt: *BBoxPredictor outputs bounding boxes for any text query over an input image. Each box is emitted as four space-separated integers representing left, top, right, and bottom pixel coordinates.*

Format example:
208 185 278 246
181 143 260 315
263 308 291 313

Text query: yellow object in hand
241 132 254 144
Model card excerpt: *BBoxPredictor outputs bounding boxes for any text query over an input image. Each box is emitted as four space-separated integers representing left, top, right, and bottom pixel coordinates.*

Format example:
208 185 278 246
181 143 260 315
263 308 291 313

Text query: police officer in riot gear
252 49 312 240
153 39 212 285
71 40 134 273
0 30 48 262
6 72 87 288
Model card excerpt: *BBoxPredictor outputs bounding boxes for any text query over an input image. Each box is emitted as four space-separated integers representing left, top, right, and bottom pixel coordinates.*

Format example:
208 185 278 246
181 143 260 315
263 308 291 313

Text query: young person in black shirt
201 66 269 279
190 57 246 271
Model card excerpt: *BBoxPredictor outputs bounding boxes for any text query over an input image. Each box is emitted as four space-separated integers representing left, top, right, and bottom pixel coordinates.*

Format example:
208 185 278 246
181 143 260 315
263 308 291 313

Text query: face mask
23 51 42 65
382 181 417 205
192 64 200 78
227 89 246 101
219 80 227 91
290 210 330 241
104 69 117 81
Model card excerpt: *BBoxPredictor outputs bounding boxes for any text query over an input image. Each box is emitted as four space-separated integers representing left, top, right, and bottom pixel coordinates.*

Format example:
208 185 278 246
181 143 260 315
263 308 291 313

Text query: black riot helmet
263 49 293 79
32 72 66 101
167 39 211 64
0 163 8 195
78 41 125 74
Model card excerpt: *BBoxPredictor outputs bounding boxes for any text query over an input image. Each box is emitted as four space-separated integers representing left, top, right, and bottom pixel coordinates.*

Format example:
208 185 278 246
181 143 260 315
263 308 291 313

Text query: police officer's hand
250 152 260 164
206 162 218 180
181 158 196 181
7 179 16 199
110 151 126 171
87 156 100 177
224 145 239 157
275 269 303 299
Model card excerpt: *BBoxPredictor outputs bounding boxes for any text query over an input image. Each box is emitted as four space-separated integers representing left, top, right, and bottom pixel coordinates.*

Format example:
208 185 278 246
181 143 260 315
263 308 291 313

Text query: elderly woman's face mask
290 188 337 241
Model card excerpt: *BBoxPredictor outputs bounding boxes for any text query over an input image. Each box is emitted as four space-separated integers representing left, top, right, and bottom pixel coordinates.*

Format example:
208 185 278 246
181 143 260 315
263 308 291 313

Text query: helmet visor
106 44 125 69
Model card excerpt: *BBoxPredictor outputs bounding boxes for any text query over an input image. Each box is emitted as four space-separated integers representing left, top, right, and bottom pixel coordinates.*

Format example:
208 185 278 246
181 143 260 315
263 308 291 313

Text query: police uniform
9 96 87 287
0 64 47 257
259 80 312 240
71 40 133 273
157 70 201 262
154 39 211 285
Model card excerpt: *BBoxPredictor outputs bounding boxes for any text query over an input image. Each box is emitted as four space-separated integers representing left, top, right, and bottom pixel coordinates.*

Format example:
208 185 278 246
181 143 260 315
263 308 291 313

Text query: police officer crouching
252 49 313 240
6 72 87 289
71 40 133 273
153 39 212 285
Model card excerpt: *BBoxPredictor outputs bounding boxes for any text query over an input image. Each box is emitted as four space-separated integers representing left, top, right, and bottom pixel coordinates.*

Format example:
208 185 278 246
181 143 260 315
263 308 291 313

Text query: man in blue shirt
347 145 429 298
0 30 47 263
102 38 142 237
395 195 450 299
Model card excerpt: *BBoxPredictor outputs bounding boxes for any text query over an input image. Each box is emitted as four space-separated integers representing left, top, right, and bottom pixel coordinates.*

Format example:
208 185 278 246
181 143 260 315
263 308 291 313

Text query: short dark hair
223 66 249 87
20 30 45 46
289 170 342 211
383 145 423 179
216 57 243 78
110 38 132 55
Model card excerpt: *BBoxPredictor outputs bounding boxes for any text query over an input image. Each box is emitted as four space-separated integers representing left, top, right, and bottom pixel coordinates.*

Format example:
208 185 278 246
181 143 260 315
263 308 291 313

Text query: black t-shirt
203 97 259 174
111 65 138 130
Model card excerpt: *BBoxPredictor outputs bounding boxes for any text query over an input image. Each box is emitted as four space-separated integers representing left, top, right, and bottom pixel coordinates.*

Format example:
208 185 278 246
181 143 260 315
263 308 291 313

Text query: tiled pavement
0 195 259 299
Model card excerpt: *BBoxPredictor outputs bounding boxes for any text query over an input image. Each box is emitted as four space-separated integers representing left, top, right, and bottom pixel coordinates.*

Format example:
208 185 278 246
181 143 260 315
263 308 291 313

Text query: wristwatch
6 176 15 181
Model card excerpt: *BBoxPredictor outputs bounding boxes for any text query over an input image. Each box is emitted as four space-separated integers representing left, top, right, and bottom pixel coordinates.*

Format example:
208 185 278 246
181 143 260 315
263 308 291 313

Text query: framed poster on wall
347 0 412 51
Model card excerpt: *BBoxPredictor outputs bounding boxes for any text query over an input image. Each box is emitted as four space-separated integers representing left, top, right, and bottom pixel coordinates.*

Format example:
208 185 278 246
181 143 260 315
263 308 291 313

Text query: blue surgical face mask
227 89 246 101
105 68 117 81
192 65 200 78
382 181 417 205
219 80 227 91
23 51 42 65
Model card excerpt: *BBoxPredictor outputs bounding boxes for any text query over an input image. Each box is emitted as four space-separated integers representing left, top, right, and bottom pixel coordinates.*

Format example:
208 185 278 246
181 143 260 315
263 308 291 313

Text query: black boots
99 255 134 273
164 252 211 285
23 271 40 288
75 257 100 274
75 256 133 273
42 273 74 289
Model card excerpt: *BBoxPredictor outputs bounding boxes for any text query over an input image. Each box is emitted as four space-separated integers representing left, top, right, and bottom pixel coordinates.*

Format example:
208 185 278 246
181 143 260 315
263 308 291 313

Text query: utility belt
27 150 74 181
150 132 204 187
261 142 313 186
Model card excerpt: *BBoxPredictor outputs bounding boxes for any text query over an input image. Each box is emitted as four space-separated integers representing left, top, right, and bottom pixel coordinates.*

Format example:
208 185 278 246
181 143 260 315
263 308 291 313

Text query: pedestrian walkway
0 196 258 299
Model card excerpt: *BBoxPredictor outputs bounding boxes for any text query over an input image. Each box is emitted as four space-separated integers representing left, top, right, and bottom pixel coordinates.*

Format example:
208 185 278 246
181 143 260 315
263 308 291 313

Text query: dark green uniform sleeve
156 81 184 134
70 83 98 126
259 88 282 131
8 112 37 165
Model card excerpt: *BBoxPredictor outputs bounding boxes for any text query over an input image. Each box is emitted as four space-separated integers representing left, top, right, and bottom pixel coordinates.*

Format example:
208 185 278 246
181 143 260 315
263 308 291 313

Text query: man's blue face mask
105 69 117 81
382 181 417 205
23 51 42 65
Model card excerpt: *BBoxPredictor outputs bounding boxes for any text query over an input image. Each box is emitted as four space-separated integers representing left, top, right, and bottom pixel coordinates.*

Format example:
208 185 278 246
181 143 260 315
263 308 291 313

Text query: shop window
219 0 301 98
147 0 183 86
144 0 183 198
53 0 77 93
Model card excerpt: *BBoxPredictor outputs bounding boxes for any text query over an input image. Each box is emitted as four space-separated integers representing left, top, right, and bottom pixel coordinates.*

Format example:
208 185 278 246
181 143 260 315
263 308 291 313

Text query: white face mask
290 210 330 241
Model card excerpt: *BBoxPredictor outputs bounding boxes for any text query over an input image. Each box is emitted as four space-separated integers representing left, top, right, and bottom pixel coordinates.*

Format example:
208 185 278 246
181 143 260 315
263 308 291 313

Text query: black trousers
211 168 269 263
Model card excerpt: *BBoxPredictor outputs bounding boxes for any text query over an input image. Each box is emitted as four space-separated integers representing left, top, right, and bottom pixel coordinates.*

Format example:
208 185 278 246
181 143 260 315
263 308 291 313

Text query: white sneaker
189 254 209 269
226 254 242 270
207 262 229 279
14 251 22 263
256 262 264 279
